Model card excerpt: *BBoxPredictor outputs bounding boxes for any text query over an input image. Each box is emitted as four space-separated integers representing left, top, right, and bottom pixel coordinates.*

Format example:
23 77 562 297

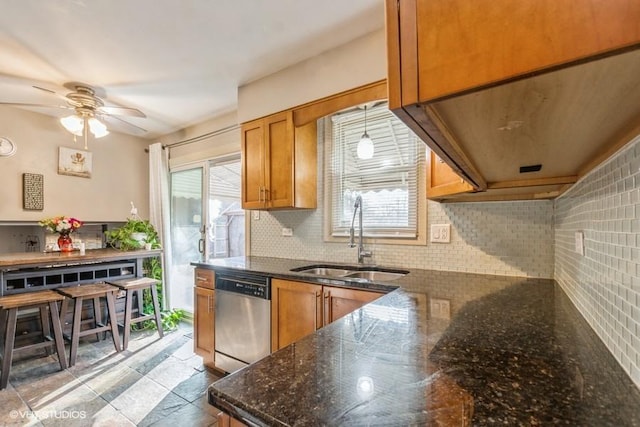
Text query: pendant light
357 104 374 159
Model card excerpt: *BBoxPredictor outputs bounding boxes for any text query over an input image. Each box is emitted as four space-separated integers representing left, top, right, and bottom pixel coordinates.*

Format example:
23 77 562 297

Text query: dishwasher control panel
215 274 270 300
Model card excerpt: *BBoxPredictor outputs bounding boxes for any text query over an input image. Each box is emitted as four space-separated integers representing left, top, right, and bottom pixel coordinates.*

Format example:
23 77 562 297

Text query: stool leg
0 308 7 350
48 301 67 370
105 292 121 352
39 306 52 355
92 297 103 342
1 308 18 390
136 289 144 315
150 284 164 338
69 297 83 367
59 297 70 338
122 289 134 351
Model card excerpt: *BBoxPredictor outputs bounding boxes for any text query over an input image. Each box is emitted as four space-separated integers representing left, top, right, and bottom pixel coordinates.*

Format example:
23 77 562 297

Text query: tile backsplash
555 134 640 388
250 119 554 279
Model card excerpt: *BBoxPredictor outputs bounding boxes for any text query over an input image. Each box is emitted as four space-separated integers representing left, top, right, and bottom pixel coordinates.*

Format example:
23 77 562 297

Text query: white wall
0 106 150 222
238 29 386 123
555 134 640 388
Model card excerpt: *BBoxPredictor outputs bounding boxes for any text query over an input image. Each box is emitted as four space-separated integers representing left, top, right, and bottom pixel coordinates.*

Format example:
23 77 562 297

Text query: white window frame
323 103 427 246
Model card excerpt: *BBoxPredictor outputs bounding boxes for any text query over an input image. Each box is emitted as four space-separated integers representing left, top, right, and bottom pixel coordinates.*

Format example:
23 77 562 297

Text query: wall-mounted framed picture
23 173 44 210
58 147 92 178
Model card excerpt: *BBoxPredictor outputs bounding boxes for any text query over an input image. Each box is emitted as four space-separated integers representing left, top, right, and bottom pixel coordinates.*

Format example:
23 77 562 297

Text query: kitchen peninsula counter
196 257 640 426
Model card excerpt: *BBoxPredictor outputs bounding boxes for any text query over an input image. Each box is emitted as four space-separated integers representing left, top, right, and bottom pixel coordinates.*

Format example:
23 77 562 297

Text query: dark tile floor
0 324 224 426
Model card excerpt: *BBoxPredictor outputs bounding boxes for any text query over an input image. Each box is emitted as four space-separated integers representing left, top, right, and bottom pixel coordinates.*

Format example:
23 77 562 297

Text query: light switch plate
282 228 293 237
430 224 451 243
430 298 451 319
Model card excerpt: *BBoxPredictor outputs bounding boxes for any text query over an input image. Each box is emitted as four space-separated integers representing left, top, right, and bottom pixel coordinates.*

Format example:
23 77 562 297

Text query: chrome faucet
349 195 372 264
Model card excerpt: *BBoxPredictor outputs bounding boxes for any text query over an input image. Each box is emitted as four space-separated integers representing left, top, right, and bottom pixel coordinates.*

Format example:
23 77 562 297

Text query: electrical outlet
430 224 451 243
252 211 260 220
575 231 584 256
281 228 293 237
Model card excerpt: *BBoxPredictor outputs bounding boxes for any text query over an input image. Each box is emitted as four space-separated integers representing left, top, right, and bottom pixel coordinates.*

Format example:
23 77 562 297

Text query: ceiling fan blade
98 105 146 118
99 114 148 135
0 101 72 110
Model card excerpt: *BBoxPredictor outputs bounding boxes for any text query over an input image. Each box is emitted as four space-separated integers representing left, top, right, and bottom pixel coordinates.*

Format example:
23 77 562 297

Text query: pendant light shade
357 105 374 159
60 115 84 136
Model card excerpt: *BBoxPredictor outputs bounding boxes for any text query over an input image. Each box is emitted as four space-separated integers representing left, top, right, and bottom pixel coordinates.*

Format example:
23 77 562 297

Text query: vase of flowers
39 216 83 252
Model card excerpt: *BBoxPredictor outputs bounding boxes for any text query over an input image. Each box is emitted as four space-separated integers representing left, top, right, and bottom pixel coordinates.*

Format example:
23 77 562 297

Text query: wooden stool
0 290 67 390
57 283 121 367
106 277 163 351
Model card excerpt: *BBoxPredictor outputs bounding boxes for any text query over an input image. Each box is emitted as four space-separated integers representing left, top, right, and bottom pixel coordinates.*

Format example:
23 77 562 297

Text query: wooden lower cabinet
216 411 248 427
194 268 215 367
271 279 322 351
271 278 383 351
323 285 382 324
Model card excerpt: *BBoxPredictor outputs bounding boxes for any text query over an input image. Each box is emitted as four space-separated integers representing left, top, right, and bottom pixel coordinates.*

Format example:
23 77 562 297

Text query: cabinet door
426 151 473 199
271 278 322 351
241 118 266 209
264 111 294 208
323 286 382 325
194 286 215 364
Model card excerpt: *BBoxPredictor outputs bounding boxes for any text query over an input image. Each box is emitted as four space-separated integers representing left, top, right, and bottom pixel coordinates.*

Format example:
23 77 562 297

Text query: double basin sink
290 264 409 282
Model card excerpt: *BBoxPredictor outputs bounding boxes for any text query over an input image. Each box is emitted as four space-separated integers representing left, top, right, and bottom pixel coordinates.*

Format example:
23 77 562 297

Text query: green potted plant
104 218 159 251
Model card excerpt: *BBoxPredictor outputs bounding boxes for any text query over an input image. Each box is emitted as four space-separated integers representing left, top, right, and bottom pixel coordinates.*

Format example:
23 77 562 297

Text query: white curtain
149 142 172 309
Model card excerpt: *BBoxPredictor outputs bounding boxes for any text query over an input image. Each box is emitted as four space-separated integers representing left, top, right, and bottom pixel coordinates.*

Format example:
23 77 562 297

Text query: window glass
328 102 424 238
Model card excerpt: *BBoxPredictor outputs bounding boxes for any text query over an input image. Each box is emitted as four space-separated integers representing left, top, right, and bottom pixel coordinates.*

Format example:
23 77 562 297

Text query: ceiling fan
0 81 147 148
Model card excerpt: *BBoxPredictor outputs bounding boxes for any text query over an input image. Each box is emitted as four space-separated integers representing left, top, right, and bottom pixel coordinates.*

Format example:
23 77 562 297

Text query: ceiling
0 0 383 139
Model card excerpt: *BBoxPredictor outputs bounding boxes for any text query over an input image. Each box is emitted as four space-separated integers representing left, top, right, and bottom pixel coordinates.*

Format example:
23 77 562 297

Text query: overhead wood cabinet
270 278 383 351
193 268 215 367
241 110 317 210
387 0 640 202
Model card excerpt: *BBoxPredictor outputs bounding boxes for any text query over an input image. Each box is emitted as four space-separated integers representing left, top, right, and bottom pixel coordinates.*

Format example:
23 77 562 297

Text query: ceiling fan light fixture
60 115 84 136
88 117 109 138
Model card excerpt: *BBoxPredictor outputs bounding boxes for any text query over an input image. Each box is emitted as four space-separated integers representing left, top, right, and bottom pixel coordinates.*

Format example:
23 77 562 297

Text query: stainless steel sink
291 265 409 281
343 270 407 281
294 267 352 277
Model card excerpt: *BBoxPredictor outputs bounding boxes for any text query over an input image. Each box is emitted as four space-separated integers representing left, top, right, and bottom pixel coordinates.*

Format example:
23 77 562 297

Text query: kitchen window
325 102 426 244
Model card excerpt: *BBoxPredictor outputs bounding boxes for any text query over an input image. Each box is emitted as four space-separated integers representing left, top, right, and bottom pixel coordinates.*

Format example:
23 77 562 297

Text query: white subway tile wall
555 134 640 389
250 119 554 279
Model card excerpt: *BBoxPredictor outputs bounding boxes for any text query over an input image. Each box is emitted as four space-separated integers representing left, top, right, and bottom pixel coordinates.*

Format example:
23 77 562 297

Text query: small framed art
58 147 92 178
23 173 44 210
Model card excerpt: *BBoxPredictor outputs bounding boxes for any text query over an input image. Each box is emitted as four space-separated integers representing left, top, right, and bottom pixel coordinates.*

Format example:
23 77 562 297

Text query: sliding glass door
169 164 205 312
168 155 244 313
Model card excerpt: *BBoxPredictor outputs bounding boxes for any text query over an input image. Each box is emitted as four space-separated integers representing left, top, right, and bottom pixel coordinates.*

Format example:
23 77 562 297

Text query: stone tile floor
0 324 224 426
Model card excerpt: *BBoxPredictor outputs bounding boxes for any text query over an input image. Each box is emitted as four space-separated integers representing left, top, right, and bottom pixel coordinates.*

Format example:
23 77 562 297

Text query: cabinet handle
323 291 330 326
316 291 323 329
264 187 270 202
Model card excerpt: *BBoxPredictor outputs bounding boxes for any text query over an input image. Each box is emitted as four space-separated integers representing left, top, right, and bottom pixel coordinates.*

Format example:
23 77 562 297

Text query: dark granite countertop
195 257 640 426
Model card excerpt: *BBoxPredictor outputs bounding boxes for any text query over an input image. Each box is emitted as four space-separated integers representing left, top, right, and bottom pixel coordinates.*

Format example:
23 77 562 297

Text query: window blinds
329 103 423 238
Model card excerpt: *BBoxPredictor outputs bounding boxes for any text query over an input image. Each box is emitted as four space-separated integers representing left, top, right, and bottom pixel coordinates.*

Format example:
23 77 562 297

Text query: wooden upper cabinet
387 0 640 202
427 150 473 200
241 110 317 210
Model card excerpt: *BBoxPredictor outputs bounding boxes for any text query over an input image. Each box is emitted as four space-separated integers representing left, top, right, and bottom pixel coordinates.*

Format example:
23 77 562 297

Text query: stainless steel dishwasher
214 272 271 373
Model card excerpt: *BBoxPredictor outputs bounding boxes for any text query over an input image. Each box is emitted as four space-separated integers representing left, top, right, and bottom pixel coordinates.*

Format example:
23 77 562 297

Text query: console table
0 248 162 296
